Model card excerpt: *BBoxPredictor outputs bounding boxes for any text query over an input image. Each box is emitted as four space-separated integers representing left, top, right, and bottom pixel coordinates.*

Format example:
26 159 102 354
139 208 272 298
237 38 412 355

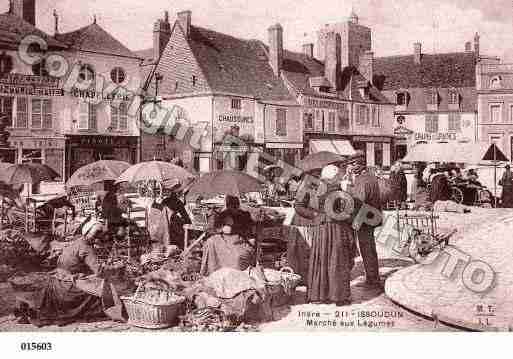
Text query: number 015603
20 342 53 351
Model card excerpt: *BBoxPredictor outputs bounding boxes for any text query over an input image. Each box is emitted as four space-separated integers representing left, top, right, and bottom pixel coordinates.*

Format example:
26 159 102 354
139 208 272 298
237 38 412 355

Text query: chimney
359 50 374 84
11 0 36 26
153 11 171 62
324 32 341 90
465 41 472 52
177 10 192 39
474 32 480 57
414 42 422 65
302 43 314 58
268 24 284 77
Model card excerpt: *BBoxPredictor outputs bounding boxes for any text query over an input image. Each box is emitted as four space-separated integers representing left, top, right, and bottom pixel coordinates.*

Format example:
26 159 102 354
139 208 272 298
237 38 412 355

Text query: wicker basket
121 284 186 329
263 267 301 308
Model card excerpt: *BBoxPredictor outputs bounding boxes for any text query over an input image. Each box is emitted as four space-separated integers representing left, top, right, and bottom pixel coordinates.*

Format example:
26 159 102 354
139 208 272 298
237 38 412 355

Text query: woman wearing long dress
14 222 124 327
294 165 357 306
500 165 513 208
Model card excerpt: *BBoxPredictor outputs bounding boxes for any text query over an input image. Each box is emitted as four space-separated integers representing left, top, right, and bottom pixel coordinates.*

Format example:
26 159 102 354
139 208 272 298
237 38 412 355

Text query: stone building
476 62 513 160
373 35 499 160
138 11 302 173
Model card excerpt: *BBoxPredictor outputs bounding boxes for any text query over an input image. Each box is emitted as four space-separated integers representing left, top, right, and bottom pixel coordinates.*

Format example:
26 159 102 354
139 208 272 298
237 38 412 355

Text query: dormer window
396 92 406 106
231 98 241 110
448 89 461 110
426 88 439 111
490 76 502 89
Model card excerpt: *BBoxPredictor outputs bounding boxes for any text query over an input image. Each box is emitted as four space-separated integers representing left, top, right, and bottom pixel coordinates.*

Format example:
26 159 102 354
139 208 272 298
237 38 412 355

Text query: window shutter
110 105 119 130
43 99 52 129
89 104 97 130
16 97 28 128
78 102 89 129
276 109 287 136
120 102 128 130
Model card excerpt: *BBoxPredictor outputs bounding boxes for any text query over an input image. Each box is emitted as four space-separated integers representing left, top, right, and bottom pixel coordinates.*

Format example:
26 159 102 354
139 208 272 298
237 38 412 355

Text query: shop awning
402 142 509 164
310 140 357 157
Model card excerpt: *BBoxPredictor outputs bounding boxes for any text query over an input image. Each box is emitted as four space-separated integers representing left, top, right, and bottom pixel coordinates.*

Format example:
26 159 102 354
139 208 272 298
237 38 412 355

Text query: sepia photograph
0 1 512 354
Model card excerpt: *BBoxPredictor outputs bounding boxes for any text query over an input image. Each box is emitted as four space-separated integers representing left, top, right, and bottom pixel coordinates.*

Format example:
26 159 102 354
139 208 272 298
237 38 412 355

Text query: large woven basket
263 267 301 307
121 285 186 329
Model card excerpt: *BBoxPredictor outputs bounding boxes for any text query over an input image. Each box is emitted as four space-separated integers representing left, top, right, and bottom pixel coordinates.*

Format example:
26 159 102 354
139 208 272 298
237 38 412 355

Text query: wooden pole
494 144 497 208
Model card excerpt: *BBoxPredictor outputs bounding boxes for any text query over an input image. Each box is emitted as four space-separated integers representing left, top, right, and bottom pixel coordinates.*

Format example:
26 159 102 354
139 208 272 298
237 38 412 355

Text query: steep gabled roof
0 12 66 49
373 52 477 91
281 49 391 104
56 23 139 59
186 26 295 101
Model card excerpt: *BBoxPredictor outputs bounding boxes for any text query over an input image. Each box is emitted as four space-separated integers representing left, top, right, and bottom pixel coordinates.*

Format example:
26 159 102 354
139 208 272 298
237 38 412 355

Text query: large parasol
66 160 130 188
0 163 59 186
186 170 263 200
297 151 346 173
116 161 195 187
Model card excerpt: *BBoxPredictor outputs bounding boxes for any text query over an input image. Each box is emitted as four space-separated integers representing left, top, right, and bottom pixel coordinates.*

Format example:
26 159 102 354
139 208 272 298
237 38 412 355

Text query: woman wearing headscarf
14 222 125 327
500 165 513 208
294 165 357 306
200 210 256 276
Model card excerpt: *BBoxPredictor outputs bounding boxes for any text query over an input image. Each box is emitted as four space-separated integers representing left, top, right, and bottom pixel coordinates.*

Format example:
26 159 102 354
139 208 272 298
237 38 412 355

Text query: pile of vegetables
0 229 36 265
134 288 185 306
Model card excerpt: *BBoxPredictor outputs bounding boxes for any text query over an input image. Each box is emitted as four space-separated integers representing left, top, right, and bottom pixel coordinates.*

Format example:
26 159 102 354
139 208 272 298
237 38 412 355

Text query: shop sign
414 133 457 142
216 145 250 153
217 114 254 124
68 136 137 147
353 136 391 143
71 88 132 101
265 143 303 149
0 73 59 87
303 97 348 110
0 84 64 97
10 138 65 149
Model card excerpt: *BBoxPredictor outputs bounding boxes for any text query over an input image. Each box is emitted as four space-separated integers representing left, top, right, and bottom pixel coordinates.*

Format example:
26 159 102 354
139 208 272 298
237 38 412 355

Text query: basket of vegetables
262 267 301 307
121 280 186 329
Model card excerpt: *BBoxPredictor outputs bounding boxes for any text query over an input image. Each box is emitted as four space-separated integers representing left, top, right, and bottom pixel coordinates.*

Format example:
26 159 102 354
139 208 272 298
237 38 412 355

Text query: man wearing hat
353 166 382 288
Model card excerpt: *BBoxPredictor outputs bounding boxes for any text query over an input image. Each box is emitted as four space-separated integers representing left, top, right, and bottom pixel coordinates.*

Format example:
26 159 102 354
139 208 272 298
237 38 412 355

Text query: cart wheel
451 187 464 204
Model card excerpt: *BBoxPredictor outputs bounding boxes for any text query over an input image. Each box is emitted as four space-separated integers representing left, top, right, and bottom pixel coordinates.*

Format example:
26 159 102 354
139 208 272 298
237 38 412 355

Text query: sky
2 0 513 61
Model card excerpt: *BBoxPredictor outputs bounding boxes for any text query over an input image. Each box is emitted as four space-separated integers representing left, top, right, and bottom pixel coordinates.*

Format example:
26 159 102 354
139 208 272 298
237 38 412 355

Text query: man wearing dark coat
353 167 382 287
430 171 451 203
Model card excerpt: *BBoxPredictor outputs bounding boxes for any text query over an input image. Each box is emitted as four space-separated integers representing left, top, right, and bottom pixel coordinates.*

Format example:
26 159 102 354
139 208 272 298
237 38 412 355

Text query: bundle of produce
0 229 37 265
179 307 235 332
8 272 50 292
247 266 301 307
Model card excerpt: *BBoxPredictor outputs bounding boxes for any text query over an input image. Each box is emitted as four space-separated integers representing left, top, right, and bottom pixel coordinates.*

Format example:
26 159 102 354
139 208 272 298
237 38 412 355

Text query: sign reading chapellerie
414 133 457 142
217 114 254 124
0 73 59 87
0 84 64 96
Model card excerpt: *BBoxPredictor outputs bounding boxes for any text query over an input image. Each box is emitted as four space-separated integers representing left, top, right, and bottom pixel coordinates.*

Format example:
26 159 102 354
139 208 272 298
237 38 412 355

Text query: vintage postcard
0 0 511 350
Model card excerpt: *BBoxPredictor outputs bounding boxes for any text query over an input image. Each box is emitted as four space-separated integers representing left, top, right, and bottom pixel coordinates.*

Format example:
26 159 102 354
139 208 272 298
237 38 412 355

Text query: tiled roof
186 26 295 101
281 49 391 104
134 48 154 61
373 52 477 91
56 23 139 58
0 12 66 49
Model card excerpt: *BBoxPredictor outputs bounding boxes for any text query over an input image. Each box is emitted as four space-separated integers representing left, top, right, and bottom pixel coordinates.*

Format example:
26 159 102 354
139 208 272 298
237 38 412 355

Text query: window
78 64 95 83
78 102 97 130
16 97 28 128
0 97 13 127
231 98 241 110
448 113 461 132
449 90 459 104
425 114 438 133
276 108 287 136
356 105 368 125
396 92 406 106
371 106 380 127
327 112 336 132
31 99 52 129
192 75 197 87
111 102 128 130
110 67 126 84
32 59 49 77
0 53 13 74
490 76 502 89
21 149 42 164
427 88 438 105
490 104 501 123
303 111 314 130
337 105 350 131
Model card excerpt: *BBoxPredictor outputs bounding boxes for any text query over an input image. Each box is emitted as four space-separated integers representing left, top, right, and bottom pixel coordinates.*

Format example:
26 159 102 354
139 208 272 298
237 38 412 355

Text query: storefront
65 135 138 178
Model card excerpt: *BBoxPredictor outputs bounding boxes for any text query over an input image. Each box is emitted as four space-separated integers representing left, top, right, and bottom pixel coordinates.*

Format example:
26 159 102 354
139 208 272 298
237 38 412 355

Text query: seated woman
216 195 254 239
99 183 130 239
14 222 125 327
200 211 257 276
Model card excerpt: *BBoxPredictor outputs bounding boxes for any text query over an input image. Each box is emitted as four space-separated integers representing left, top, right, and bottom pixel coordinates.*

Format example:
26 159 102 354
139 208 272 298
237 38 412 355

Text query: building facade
139 11 302 174
0 0 143 180
373 36 495 160
476 63 513 161
283 12 395 167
